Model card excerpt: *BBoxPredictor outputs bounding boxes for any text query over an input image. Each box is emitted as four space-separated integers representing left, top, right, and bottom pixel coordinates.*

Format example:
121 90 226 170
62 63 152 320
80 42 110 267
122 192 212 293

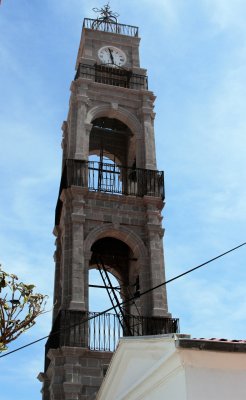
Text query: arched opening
88 268 121 351
88 117 137 195
89 117 133 167
90 237 134 308
89 237 141 337
90 237 131 280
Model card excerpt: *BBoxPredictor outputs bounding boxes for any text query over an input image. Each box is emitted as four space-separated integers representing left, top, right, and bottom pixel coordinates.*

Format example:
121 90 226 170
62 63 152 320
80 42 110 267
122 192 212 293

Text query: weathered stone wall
39 348 112 400
65 77 157 171
54 186 169 318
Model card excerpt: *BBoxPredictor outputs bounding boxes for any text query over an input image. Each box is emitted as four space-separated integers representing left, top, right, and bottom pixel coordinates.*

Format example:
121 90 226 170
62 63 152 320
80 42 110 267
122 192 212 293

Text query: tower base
38 347 112 400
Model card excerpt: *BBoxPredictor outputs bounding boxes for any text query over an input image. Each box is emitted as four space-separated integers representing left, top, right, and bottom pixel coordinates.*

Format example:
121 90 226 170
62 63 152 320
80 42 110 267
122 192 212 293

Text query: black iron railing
75 64 148 90
55 160 164 224
83 18 139 37
45 310 179 370
65 159 164 197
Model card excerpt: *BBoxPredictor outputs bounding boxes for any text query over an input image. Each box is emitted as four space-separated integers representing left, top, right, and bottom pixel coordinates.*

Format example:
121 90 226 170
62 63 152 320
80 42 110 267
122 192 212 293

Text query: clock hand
108 48 114 64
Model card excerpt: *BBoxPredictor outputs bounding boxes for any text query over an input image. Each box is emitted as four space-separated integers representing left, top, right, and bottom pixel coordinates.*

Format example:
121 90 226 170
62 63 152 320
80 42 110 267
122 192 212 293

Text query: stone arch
85 104 143 140
86 105 143 165
84 223 148 262
85 224 149 314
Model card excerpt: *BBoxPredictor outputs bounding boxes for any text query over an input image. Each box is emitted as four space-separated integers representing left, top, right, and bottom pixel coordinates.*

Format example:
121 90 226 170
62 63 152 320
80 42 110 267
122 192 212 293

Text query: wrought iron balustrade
83 18 139 37
55 160 164 224
45 310 179 370
75 63 148 90
67 159 164 198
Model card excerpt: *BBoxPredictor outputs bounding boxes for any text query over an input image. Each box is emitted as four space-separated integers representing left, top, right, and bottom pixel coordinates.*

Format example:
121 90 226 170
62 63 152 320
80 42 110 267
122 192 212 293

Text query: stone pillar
84 251 92 312
70 186 87 311
75 98 87 160
142 93 157 170
60 190 73 308
138 255 152 316
143 118 157 170
144 197 169 317
61 121 68 163
60 187 87 311
52 227 62 322
74 81 92 160
136 136 145 169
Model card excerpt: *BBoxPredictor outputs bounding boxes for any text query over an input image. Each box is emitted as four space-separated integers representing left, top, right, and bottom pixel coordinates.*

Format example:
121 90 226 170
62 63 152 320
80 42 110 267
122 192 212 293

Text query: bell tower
39 5 179 400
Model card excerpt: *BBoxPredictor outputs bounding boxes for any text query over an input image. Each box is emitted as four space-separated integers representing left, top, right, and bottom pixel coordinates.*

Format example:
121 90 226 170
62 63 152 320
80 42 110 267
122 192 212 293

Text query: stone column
144 197 169 317
74 81 91 160
52 226 62 322
136 136 145 169
75 98 87 160
84 250 92 312
138 255 152 317
60 190 73 309
61 121 68 163
69 186 87 311
141 92 157 170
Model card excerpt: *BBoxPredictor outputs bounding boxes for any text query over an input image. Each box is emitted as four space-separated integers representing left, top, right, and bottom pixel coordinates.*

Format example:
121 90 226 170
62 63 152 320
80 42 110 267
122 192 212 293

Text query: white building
97 334 246 400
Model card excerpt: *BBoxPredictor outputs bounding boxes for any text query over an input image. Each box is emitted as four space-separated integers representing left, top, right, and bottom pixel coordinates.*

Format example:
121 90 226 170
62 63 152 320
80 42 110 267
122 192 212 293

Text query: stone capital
76 94 89 105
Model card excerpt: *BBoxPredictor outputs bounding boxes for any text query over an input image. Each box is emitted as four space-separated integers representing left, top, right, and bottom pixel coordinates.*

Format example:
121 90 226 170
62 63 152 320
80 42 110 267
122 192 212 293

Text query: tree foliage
0 266 47 351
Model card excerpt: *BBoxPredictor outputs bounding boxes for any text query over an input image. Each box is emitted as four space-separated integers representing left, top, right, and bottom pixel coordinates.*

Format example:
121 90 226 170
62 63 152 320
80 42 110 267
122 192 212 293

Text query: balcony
83 18 139 37
45 310 179 370
75 63 148 90
55 160 164 224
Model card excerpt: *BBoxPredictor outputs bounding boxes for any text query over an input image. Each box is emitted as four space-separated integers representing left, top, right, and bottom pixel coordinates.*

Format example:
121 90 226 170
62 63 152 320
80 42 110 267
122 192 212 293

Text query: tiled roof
192 337 246 343
176 337 246 352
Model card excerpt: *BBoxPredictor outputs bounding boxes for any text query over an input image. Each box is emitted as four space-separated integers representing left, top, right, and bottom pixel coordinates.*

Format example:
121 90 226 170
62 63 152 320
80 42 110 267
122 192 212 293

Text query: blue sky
1 0 246 399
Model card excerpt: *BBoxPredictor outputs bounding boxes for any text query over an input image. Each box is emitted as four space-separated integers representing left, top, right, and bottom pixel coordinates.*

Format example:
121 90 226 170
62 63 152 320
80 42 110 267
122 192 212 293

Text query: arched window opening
88 268 122 351
89 237 141 338
89 117 133 194
90 237 132 301
89 117 133 167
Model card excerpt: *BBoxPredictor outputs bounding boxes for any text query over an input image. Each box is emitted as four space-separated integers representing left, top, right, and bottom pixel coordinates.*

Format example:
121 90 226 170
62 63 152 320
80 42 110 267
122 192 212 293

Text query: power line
0 241 245 359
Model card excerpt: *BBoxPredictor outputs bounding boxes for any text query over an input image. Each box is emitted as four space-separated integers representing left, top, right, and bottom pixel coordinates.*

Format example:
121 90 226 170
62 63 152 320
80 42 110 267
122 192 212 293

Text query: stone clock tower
39 6 178 400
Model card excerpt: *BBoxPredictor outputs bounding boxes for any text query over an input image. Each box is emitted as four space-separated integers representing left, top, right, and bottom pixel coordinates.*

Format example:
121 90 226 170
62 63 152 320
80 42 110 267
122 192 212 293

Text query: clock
98 46 126 67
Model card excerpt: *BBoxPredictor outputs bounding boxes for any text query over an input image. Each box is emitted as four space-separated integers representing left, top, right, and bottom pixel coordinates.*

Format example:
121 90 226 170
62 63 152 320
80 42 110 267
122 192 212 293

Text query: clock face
98 46 126 67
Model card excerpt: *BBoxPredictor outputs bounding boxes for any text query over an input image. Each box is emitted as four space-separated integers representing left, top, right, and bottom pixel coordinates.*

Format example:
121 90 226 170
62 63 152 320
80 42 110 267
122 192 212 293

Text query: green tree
0 266 47 351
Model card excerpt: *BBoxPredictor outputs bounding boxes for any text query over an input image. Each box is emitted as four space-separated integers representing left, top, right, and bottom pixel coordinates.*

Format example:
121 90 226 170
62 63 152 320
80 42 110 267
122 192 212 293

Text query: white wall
96 335 246 400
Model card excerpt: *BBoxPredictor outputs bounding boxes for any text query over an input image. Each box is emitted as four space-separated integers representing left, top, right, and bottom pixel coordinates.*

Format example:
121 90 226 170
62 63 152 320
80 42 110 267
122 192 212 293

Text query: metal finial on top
92 3 119 24
84 3 138 36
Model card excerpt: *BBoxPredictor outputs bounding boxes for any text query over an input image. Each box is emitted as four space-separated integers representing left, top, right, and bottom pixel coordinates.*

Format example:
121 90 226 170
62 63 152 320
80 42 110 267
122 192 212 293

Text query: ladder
96 256 143 336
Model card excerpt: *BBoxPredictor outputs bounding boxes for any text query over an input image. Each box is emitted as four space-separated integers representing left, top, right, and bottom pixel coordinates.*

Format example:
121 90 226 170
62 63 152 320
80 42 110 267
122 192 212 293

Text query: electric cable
0 241 245 359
